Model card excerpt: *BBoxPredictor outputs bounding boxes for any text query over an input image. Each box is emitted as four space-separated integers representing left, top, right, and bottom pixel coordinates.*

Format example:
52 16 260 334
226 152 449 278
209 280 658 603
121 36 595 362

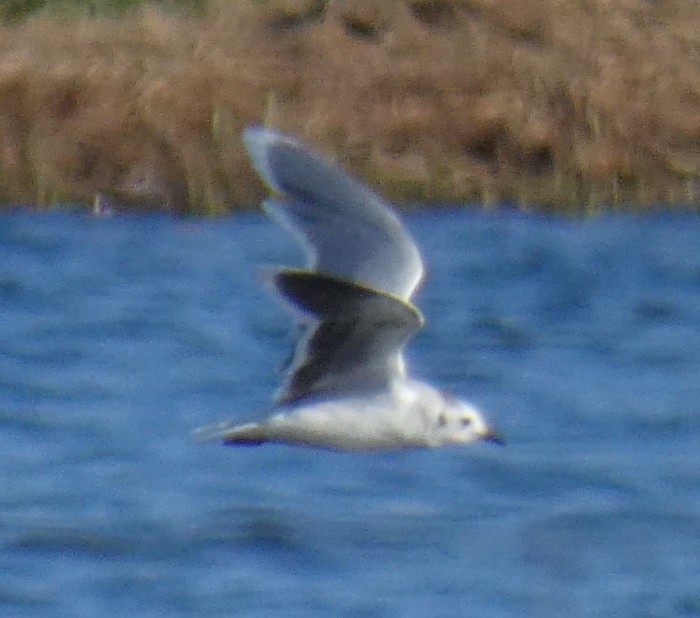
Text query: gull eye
460 417 473 427
437 413 448 427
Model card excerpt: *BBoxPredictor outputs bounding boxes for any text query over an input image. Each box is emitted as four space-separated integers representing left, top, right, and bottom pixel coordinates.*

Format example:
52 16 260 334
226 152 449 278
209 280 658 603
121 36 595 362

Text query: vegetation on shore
0 0 206 22
0 0 698 213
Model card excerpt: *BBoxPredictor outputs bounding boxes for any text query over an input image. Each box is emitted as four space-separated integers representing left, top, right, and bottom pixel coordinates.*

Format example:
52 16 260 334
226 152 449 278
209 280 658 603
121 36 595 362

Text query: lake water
1 208 699 617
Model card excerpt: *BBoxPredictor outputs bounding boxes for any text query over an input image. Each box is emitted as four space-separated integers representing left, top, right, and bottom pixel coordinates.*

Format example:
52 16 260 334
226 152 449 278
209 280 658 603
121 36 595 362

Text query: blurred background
0 0 698 213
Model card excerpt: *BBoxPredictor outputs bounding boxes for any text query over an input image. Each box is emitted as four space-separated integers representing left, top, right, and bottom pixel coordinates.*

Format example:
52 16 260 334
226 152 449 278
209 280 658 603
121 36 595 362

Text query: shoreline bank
0 0 698 213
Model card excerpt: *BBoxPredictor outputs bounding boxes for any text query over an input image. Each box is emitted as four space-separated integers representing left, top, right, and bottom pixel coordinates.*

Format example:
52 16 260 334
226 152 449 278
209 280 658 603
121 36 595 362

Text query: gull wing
267 269 424 404
243 127 424 301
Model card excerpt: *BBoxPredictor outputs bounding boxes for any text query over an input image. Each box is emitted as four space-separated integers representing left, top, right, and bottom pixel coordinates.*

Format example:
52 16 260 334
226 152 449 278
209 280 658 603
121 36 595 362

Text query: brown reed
0 0 698 212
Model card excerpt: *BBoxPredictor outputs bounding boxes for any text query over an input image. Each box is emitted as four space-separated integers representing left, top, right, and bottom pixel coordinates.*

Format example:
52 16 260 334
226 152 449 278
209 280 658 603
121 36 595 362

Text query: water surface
1 209 698 617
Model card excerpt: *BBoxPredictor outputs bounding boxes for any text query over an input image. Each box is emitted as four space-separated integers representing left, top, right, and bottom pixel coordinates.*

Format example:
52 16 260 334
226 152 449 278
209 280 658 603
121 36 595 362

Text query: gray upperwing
268 269 424 404
244 127 424 301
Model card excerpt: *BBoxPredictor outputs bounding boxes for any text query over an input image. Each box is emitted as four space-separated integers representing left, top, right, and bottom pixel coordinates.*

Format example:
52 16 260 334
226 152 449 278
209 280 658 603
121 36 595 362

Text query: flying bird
197 127 504 451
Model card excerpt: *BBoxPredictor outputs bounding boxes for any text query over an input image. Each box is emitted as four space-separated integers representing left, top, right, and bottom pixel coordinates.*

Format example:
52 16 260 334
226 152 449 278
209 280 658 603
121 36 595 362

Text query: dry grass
0 0 698 212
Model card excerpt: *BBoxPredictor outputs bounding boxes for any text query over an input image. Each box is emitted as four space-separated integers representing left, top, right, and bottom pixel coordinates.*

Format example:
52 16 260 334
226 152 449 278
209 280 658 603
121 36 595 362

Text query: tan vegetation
0 0 698 213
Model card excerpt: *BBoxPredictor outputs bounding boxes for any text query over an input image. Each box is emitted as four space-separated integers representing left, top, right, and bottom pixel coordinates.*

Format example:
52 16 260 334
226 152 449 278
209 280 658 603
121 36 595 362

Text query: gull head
432 393 505 447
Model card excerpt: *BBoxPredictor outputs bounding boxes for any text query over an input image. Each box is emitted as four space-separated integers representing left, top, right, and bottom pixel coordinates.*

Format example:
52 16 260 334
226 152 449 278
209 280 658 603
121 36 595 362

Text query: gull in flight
198 127 504 451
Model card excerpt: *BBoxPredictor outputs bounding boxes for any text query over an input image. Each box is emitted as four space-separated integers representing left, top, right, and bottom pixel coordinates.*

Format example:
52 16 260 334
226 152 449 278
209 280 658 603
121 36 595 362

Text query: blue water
1 208 699 617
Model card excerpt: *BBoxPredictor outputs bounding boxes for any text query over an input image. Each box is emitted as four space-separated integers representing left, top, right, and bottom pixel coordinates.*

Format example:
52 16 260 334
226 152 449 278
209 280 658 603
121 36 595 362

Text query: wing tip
244 126 317 186
243 126 286 192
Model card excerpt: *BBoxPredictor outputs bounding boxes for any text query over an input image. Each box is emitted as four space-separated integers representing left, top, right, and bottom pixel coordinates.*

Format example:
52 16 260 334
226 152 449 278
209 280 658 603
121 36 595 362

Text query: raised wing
243 127 424 301
267 269 423 404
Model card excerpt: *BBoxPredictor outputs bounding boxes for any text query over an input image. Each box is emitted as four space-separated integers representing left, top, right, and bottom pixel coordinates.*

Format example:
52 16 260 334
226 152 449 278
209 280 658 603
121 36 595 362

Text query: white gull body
198 127 503 451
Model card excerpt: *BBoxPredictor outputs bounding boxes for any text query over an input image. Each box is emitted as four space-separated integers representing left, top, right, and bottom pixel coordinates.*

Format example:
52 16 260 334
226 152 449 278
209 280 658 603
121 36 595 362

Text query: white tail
192 421 267 446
